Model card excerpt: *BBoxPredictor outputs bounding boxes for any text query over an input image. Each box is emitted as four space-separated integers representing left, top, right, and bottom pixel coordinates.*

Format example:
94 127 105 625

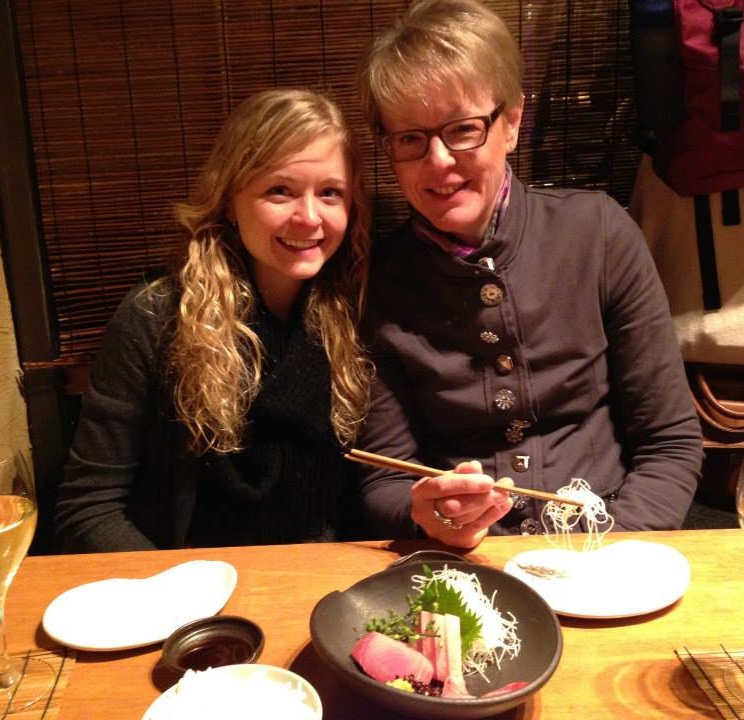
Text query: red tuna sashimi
481 681 529 697
352 631 434 684
417 611 473 698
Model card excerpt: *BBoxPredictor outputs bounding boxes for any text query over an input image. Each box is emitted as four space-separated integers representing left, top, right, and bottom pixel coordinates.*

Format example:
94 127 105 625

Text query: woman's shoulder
101 276 179 356
87 276 178 398
520 182 636 236
523 182 621 210
114 276 178 323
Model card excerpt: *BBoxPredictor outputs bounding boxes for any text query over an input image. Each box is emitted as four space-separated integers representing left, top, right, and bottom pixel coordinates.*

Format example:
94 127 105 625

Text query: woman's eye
266 185 290 197
449 121 482 138
320 187 345 199
396 133 424 147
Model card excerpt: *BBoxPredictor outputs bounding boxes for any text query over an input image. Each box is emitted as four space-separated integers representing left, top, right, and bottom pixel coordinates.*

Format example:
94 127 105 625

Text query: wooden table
7 529 743 718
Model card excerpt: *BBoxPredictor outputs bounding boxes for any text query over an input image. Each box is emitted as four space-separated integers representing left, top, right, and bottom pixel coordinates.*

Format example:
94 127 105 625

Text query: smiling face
381 82 522 246
230 132 351 318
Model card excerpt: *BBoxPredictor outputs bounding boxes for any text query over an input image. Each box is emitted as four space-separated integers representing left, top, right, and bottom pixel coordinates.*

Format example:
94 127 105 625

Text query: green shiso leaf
408 566 482 657
364 566 483 657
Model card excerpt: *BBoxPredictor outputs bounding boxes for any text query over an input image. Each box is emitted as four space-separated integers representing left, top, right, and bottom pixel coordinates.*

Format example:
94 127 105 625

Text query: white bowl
142 663 322 720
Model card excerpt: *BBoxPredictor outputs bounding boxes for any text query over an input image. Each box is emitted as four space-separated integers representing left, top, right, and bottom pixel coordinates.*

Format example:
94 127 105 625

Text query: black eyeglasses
380 102 506 163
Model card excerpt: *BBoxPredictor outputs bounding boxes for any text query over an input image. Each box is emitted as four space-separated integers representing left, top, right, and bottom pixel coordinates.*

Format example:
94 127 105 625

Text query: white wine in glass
0 444 53 712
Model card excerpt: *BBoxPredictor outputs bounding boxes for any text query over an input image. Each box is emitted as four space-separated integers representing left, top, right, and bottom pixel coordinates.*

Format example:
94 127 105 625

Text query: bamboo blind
12 0 639 365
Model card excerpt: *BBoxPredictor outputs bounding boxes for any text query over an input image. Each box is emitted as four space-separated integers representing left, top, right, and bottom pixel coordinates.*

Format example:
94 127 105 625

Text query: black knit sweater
53 282 368 552
188 299 359 546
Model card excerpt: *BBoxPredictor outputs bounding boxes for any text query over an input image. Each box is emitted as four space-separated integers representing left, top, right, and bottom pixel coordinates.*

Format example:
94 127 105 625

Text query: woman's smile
277 235 324 250
428 181 469 197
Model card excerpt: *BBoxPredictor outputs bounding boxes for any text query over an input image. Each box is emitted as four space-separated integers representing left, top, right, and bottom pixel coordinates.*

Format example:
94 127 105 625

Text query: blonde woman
54 89 372 551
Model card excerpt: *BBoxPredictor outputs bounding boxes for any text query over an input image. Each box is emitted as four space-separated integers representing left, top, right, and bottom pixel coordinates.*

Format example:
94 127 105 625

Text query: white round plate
142 663 322 720
504 540 690 619
42 560 237 651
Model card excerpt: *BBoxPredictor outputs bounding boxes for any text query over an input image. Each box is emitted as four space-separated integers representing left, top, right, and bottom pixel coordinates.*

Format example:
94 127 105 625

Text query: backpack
629 0 744 451
656 0 744 196
630 0 743 311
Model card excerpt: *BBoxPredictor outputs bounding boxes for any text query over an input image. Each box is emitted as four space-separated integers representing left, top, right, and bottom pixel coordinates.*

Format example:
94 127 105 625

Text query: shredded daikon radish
541 477 614 552
410 567 521 679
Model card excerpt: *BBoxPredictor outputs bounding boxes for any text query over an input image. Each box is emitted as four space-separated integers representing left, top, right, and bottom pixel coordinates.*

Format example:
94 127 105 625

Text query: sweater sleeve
599 195 702 530
356 351 420 539
53 284 164 552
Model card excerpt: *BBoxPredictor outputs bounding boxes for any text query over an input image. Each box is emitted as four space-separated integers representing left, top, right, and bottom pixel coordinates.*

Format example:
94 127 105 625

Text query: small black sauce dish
162 615 265 675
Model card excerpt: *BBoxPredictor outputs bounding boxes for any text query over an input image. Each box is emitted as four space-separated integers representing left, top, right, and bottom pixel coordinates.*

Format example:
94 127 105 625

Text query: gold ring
433 507 463 531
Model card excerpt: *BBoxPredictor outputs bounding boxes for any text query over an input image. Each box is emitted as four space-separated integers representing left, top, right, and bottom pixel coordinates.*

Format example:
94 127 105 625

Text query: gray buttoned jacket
358 175 702 536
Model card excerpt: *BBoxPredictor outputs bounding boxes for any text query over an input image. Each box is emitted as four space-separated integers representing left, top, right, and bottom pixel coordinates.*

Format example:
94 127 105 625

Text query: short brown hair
358 0 523 134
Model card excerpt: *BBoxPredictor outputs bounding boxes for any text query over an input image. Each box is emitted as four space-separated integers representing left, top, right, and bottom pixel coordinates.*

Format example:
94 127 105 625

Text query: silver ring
433 507 463 531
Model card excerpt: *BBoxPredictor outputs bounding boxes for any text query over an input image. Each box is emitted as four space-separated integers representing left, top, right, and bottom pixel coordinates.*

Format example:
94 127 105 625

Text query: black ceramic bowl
310 559 562 720
162 615 265 675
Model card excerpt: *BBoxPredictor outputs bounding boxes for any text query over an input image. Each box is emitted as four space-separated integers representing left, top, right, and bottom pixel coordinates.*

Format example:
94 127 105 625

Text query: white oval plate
504 540 690 619
42 560 237 651
142 664 322 720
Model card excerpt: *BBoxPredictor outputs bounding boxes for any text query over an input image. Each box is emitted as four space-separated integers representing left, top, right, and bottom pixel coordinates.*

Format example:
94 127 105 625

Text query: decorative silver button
495 354 514 375
493 388 516 411
479 283 504 306
520 518 541 535
480 330 500 344
477 257 496 271
512 496 527 511
511 454 531 472
505 419 532 444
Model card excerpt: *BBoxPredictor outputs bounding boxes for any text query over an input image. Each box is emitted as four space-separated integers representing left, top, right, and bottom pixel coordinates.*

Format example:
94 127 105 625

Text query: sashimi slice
351 631 434 684
481 680 529 697
417 611 447 681
417 611 473 698
440 613 472 698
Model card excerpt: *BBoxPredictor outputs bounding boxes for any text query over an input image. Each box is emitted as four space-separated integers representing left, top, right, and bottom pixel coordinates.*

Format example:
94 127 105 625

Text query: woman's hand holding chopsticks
409 460 515 549
344 448 584 548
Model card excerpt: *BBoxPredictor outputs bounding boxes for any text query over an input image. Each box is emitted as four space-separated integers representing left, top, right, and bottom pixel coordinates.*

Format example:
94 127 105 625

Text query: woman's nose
293 196 322 226
425 135 457 167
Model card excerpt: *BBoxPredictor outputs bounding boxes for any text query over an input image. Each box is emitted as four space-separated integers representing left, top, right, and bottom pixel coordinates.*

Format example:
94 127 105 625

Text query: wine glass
736 459 744 530
0 444 53 712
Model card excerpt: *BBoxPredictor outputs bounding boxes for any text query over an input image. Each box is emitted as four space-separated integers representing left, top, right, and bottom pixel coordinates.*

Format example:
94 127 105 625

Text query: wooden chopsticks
344 448 585 508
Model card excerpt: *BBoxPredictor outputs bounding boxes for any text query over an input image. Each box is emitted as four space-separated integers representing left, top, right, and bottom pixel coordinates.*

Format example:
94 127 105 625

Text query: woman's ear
504 94 524 153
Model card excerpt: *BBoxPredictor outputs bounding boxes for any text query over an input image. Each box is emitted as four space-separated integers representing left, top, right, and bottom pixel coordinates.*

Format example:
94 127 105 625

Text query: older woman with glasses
355 0 702 548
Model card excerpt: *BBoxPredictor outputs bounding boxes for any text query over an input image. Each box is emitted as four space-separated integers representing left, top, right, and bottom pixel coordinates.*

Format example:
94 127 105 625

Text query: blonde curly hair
161 89 371 455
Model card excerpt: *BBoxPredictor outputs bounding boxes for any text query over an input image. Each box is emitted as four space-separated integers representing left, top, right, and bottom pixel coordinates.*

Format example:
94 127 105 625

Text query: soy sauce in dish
177 635 255 671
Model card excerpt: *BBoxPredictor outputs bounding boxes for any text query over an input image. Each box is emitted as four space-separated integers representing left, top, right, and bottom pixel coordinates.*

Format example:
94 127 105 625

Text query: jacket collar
408 164 525 272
